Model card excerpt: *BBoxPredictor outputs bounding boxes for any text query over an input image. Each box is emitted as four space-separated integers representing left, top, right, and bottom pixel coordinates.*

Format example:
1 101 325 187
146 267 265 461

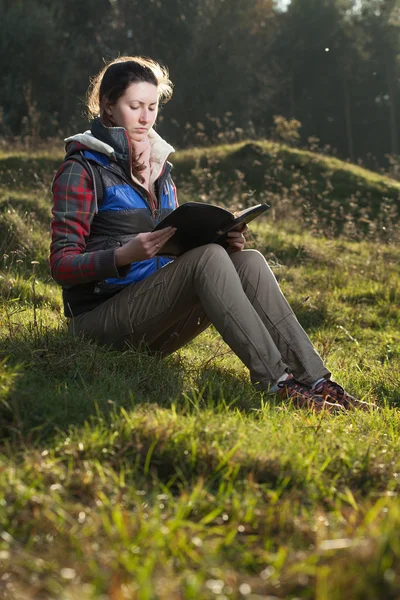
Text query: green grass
174 140 400 239
175 138 400 190
1 137 399 240
1 145 400 599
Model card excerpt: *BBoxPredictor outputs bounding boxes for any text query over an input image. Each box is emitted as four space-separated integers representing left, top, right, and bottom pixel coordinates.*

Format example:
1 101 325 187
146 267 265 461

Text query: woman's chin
130 131 148 142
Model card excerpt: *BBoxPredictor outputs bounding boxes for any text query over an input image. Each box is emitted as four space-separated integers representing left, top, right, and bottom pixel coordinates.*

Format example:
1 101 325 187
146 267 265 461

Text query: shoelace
279 379 324 402
314 380 344 396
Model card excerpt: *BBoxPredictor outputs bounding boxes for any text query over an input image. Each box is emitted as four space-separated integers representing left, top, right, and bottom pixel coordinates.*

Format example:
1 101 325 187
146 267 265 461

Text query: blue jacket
51 118 177 317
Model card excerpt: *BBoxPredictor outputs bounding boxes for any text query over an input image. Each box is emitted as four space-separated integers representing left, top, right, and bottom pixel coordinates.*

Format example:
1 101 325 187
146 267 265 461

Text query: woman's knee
184 243 227 263
231 249 277 283
202 243 229 259
231 248 269 270
178 244 233 286
192 243 230 270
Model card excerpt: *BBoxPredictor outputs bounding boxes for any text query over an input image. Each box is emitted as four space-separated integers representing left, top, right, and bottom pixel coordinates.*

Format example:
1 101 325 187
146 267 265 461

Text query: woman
50 56 368 412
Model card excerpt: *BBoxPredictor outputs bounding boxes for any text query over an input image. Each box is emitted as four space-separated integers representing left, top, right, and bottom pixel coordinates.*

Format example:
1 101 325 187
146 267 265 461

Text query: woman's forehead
122 81 158 103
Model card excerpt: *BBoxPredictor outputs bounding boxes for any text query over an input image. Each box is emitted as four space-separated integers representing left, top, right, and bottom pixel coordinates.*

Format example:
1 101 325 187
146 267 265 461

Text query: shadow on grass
296 304 331 331
0 327 260 447
0 328 189 444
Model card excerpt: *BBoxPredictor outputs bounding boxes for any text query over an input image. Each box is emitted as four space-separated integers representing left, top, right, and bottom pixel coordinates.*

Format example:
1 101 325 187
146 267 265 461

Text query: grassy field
0 142 400 599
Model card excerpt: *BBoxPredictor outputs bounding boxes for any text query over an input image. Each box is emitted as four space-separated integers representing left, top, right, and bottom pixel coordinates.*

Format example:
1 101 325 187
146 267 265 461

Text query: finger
150 227 176 240
228 235 245 247
141 229 174 249
227 234 245 243
145 228 175 247
155 229 176 246
153 229 177 253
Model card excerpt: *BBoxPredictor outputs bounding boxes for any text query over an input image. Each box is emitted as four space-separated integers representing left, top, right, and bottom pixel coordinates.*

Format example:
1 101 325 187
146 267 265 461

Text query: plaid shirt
50 155 122 287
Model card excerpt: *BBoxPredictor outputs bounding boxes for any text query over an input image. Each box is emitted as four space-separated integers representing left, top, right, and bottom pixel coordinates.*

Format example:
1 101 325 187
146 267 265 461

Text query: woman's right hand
115 227 176 266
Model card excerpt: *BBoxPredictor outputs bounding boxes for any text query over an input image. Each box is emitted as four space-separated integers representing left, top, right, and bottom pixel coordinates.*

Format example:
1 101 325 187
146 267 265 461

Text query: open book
153 202 270 256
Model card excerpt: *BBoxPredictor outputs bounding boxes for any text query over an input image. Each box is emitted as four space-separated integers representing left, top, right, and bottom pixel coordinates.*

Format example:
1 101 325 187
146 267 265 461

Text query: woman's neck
132 137 151 191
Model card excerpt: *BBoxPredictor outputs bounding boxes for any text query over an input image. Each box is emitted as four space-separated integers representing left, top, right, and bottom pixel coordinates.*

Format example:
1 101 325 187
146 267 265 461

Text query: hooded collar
64 117 175 177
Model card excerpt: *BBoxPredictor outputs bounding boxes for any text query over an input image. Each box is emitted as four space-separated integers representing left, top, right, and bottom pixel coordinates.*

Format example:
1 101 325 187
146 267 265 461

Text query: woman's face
107 81 159 142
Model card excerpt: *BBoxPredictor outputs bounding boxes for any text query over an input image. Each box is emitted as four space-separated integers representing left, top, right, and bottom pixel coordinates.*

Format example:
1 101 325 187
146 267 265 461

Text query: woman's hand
115 227 176 266
226 228 246 252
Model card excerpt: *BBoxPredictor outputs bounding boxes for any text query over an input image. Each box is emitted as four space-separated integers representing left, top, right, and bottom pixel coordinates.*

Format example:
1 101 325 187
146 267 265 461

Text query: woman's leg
69 244 325 389
142 305 211 355
229 249 330 385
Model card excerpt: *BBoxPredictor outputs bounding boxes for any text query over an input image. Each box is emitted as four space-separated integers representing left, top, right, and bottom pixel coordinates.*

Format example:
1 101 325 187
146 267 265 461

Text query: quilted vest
62 149 176 316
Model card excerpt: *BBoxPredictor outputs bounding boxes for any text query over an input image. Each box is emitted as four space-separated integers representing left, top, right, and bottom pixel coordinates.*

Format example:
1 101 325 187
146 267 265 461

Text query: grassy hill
176 140 400 238
0 142 400 599
1 138 400 236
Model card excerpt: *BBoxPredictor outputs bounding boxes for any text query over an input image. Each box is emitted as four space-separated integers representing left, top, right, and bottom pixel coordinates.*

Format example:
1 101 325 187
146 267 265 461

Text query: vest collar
65 118 175 188
90 118 175 169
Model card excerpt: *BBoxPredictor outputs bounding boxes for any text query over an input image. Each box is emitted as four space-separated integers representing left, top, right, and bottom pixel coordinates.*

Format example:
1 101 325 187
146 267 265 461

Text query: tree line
0 0 399 168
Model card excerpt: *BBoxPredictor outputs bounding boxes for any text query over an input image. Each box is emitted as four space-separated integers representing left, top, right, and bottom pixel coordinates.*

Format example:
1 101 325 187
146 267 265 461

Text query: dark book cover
153 202 270 256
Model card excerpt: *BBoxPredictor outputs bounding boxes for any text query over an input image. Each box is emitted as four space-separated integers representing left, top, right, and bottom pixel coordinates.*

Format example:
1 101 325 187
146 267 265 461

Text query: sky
276 0 291 9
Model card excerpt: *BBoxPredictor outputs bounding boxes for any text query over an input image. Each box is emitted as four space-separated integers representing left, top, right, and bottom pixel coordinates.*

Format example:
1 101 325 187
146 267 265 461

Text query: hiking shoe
276 378 345 413
312 379 374 411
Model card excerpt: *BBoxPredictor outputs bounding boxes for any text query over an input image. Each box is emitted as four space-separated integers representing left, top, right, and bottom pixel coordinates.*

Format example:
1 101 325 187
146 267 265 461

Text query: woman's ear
104 101 113 117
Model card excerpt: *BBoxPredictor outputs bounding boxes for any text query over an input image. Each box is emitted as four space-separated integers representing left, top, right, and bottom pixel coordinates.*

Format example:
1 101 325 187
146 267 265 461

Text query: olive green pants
68 244 330 389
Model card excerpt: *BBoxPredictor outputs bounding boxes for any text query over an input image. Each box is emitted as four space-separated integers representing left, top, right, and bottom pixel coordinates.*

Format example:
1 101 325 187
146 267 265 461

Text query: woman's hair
86 56 173 120
85 56 173 181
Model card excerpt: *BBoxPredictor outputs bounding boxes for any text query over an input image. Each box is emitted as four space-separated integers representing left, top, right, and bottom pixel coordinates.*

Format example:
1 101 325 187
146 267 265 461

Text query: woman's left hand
226 229 246 252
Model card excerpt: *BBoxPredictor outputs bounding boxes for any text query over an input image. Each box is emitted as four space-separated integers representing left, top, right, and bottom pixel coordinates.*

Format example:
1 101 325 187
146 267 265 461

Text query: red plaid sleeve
50 159 121 286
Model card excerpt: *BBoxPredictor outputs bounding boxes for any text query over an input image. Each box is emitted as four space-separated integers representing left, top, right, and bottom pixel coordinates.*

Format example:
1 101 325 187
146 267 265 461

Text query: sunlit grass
176 138 400 188
1 148 400 599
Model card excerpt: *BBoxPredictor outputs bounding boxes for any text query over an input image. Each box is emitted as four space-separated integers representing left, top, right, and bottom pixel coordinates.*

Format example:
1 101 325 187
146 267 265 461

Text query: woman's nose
139 110 150 123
